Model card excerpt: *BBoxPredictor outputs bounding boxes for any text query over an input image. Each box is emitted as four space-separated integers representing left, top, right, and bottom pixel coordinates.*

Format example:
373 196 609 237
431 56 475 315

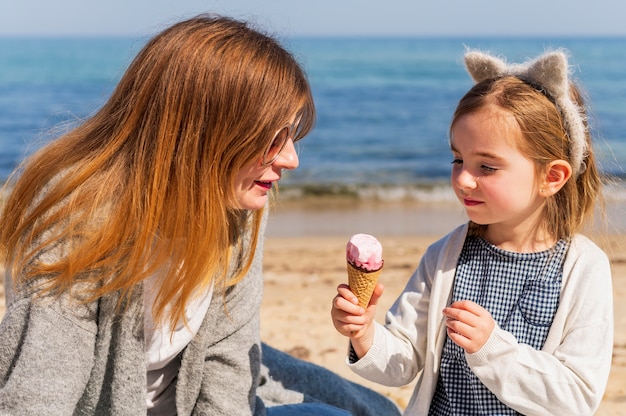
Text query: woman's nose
273 139 299 170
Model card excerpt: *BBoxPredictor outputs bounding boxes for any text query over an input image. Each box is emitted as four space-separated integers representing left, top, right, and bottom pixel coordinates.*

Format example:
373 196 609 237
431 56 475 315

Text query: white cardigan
349 223 613 415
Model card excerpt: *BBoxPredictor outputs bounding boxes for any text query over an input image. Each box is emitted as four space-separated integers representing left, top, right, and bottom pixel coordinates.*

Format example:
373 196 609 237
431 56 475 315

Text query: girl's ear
540 160 572 197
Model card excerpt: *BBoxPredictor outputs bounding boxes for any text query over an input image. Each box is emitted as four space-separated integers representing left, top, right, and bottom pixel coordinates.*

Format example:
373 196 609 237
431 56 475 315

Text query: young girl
0 15 400 416
331 49 613 415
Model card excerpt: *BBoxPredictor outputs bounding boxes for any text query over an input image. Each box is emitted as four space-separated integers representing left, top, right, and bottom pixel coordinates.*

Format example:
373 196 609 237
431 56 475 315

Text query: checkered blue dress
429 235 568 415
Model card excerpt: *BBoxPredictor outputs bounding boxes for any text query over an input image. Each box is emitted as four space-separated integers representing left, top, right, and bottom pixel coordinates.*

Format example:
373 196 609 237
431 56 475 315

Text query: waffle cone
347 262 382 309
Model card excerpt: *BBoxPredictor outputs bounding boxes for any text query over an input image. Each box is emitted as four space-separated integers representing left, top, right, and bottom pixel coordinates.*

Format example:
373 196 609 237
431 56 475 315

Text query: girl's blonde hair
0 15 315 329
451 76 602 240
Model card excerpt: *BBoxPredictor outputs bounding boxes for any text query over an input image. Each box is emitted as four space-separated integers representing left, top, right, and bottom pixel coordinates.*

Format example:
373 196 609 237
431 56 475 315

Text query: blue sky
1 0 625 37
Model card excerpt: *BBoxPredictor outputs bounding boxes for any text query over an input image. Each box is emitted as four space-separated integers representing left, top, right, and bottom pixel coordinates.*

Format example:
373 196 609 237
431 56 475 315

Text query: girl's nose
454 168 477 190
272 139 299 170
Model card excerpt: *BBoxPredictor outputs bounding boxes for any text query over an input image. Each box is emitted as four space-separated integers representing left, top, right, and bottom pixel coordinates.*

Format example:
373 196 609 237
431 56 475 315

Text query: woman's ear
540 160 572 197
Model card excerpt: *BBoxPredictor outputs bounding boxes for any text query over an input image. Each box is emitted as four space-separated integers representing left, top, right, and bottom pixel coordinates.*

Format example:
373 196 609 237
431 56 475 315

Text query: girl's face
450 105 546 244
233 116 300 210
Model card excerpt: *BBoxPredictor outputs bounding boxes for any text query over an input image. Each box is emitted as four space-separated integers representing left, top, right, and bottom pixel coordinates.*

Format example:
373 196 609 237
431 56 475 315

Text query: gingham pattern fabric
429 235 568 415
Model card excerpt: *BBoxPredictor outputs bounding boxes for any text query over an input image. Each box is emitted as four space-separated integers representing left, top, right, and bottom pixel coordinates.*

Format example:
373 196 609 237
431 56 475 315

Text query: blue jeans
259 343 401 416
267 403 351 416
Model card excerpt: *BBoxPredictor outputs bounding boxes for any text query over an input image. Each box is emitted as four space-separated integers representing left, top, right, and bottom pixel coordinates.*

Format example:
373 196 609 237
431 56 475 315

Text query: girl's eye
481 164 497 173
451 158 462 165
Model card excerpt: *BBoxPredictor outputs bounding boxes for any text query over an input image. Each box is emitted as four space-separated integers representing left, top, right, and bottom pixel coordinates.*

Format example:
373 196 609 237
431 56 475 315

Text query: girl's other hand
442 300 495 354
331 283 383 358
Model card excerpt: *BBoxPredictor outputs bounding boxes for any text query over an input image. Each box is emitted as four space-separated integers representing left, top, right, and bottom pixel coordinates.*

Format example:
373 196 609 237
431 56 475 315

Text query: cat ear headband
464 49 588 176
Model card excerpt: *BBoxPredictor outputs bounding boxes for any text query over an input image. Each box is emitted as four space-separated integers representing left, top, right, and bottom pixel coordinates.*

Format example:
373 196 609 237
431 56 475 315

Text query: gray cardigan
0 214 267 415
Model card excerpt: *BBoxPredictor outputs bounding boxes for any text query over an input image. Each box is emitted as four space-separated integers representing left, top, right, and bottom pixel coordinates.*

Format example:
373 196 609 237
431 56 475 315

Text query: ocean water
1 36 625 202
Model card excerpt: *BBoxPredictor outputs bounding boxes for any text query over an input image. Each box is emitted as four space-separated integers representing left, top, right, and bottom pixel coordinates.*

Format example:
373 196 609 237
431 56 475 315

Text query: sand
0 198 624 414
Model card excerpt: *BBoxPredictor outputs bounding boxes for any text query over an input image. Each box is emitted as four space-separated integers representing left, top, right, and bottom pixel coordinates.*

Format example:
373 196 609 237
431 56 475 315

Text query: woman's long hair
0 14 315 329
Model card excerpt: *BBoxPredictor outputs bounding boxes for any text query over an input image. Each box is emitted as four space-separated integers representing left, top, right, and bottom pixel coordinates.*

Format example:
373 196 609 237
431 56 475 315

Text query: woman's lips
255 180 272 190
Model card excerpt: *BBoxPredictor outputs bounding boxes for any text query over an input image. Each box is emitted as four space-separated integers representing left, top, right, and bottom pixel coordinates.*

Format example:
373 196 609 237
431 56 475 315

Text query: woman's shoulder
4 261 103 335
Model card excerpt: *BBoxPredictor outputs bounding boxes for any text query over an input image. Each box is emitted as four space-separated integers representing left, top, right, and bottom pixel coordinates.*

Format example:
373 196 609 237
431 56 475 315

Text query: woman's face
233 118 300 210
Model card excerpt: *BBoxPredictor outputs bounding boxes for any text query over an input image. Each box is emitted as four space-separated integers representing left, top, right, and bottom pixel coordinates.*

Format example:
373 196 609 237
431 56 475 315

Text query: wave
276 176 626 203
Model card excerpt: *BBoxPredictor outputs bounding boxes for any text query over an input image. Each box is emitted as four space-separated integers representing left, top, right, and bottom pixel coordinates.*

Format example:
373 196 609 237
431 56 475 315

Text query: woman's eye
451 158 462 165
481 165 497 173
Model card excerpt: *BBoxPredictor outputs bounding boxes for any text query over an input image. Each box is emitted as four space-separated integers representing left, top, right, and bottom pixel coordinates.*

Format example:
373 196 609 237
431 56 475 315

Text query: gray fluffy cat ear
522 50 569 99
464 50 508 82
464 49 569 98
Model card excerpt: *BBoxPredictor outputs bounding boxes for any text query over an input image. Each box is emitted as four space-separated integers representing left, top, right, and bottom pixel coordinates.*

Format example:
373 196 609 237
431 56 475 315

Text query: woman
0 14 400 415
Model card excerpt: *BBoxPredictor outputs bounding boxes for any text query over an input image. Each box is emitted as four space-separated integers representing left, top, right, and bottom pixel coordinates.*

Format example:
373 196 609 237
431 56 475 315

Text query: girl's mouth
463 198 482 206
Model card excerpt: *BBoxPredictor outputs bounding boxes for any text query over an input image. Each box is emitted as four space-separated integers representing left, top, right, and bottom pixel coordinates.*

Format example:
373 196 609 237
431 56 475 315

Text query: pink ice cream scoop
346 233 384 309
346 233 383 271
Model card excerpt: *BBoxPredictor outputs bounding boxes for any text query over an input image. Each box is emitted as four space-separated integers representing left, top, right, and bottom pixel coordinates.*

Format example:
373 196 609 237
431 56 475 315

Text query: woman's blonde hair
0 14 315 328
451 76 602 240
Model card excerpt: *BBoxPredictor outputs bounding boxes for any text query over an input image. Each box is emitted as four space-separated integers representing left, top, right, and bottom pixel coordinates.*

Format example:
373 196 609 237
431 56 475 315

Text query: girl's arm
346 241 440 387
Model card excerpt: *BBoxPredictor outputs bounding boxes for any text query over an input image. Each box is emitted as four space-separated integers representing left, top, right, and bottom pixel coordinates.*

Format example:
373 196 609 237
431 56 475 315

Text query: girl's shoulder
568 233 609 260
563 234 612 283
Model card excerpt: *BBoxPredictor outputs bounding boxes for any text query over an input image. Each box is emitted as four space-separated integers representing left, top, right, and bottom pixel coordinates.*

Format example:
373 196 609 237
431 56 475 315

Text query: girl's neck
483 224 557 253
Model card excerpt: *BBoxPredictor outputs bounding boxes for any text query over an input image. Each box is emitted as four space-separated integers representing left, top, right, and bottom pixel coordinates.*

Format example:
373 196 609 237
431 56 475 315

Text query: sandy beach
0 198 623 414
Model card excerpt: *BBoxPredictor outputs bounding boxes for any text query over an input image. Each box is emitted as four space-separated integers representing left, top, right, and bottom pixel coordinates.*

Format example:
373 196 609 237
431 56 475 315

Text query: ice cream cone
347 261 383 309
